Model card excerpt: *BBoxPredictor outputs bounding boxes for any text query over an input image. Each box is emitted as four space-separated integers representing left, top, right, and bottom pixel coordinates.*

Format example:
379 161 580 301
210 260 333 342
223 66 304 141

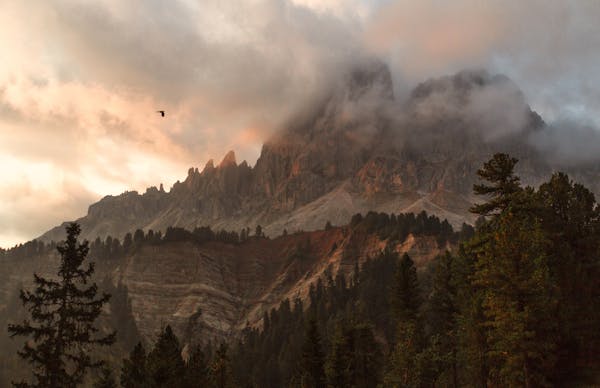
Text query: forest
3 153 599 387
117 154 599 387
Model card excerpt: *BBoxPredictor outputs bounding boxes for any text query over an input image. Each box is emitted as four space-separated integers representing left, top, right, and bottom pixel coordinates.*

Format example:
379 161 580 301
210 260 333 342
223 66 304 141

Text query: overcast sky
1 0 599 247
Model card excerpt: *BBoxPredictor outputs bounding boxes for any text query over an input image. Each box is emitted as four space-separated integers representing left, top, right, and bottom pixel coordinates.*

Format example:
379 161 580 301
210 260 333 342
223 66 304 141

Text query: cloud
0 0 366 246
0 154 97 248
364 1 600 124
1 0 600 246
529 119 600 166
365 1 508 79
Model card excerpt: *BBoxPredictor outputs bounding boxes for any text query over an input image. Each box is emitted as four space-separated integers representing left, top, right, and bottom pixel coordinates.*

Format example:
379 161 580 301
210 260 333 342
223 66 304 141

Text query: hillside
1 211 460 347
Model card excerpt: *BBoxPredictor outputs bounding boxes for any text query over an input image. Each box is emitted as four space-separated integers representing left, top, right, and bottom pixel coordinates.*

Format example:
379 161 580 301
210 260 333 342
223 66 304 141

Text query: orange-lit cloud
1 0 599 247
0 0 362 246
365 1 507 74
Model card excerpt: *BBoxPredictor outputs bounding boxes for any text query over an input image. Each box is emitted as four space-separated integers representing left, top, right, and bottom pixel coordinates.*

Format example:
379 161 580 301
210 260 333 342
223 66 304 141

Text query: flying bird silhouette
157 110 165 117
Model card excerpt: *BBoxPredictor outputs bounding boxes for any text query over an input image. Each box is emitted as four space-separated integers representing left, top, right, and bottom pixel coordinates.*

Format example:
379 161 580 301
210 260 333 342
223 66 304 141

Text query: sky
1 0 599 248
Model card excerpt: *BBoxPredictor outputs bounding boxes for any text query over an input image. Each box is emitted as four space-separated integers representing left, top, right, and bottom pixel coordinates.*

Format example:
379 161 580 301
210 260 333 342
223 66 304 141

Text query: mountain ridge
38 64 599 244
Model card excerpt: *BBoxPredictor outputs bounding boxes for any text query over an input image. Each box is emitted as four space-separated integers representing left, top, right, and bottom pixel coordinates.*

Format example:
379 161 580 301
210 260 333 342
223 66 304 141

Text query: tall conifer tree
210 344 234 388
120 342 148 388
300 319 326 388
147 325 185 388
8 223 115 388
470 153 521 217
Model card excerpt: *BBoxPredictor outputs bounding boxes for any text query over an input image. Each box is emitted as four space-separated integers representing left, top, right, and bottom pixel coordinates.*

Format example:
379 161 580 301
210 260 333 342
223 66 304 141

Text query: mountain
1 214 456 346
38 62 598 245
4 62 599 387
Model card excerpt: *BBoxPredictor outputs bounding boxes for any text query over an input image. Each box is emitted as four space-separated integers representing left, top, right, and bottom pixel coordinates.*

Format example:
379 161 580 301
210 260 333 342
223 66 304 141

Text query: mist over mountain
37 61 600 244
3 1 600 249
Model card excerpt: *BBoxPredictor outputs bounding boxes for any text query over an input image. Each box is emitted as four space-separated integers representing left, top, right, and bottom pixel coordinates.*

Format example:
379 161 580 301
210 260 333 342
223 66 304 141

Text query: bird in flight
157 110 165 117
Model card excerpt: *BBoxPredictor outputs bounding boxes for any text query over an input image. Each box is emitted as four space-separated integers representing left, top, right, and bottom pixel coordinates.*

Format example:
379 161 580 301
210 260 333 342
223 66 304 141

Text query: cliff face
38 65 597 244
1 226 448 347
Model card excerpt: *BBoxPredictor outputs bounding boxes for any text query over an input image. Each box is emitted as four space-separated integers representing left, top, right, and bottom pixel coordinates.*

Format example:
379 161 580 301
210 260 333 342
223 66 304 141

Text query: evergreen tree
121 342 149 388
133 229 145 244
112 284 141 350
468 154 559 385
423 252 459 387
210 344 234 388
470 153 521 216
147 325 185 388
352 324 381 388
538 172 600 377
473 209 557 387
123 233 133 252
325 324 352 388
8 223 116 388
390 253 420 324
93 367 117 388
386 252 423 387
452 244 489 387
185 345 208 388
300 319 326 388
385 321 421 387
325 322 381 388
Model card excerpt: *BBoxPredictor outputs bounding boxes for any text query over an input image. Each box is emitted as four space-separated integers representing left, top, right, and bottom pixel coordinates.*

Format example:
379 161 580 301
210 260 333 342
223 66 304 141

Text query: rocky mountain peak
36 65 599 245
409 69 522 106
202 159 215 173
219 150 237 168
187 167 200 177
345 59 394 101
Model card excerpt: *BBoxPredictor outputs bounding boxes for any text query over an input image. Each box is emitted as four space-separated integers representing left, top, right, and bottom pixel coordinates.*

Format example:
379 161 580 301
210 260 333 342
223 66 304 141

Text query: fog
1 0 599 246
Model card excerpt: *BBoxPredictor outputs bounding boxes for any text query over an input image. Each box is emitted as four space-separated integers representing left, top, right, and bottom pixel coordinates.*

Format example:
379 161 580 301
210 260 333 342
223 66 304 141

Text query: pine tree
123 233 133 252
423 252 459 387
325 322 381 388
390 253 420 324
473 207 557 386
93 367 117 388
185 344 208 388
325 324 352 388
470 153 521 217
467 155 559 385
538 172 600 375
8 223 116 388
210 343 234 388
352 324 381 388
147 325 185 388
385 321 421 387
120 342 149 388
300 319 326 388
452 244 489 387
386 252 423 387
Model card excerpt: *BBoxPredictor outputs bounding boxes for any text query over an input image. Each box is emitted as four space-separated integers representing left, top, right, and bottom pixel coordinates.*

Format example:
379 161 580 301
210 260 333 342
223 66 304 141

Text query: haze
1 0 599 247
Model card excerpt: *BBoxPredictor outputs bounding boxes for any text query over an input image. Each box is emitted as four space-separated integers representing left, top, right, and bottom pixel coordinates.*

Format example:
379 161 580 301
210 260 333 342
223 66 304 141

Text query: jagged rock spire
203 159 215 173
219 150 237 168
